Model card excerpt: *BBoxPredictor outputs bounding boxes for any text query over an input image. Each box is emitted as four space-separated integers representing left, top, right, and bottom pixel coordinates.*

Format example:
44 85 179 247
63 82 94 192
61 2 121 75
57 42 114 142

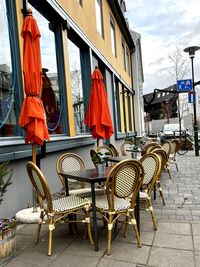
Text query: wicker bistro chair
139 153 161 230
56 153 92 197
108 143 119 156
27 161 93 256
169 139 179 171
161 141 172 178
151 148 168 205
120 140 133 156
141 142 160 156
93 159 144 255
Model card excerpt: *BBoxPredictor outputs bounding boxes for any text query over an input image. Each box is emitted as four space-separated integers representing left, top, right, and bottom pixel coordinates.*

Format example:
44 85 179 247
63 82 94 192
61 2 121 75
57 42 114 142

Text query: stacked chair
151 148 168 205
161 140 172 178
169 139 179 171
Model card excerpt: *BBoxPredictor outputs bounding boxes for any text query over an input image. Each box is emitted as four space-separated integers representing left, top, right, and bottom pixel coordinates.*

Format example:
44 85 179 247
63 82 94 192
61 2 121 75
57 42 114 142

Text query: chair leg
146 198 157 230
130 212 141 248
35 211 44 243
107 214 113 255
85 209 94 245
175 161 178 172
48 218 54 256
124 215 128 238
157 182 165 206
165 163 172 179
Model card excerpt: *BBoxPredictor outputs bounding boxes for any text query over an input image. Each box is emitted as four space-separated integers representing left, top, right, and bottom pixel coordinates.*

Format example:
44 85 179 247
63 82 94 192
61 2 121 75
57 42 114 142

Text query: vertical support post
191 57 199 156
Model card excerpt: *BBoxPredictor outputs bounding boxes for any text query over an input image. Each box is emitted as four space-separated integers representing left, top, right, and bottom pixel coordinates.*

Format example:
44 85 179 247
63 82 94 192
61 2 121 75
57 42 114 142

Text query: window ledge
0 135 95 162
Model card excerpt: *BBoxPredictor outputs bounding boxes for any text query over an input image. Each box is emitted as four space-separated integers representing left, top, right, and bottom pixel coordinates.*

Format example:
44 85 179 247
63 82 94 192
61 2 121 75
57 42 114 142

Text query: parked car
159 123 191 141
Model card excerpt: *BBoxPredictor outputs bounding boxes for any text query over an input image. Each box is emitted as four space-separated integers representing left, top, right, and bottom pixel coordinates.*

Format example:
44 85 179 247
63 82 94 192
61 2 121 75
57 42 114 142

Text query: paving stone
153 232 193 250
148 247 195 267
155 222 191 235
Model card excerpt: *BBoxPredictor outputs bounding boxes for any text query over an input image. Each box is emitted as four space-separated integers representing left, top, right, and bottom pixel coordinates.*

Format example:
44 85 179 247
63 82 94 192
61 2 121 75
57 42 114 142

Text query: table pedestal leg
91 183 99 251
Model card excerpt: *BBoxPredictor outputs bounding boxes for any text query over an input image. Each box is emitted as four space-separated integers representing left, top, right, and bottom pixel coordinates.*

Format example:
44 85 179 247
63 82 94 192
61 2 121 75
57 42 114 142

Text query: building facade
0 0 142 217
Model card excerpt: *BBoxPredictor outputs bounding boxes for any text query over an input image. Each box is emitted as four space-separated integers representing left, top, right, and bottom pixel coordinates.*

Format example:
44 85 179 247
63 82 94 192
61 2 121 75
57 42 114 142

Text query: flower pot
0 219 16 260
95 164 105 174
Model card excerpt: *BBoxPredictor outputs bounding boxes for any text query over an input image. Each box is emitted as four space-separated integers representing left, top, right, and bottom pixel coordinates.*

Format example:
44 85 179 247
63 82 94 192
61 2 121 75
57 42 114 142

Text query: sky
125 0 200 94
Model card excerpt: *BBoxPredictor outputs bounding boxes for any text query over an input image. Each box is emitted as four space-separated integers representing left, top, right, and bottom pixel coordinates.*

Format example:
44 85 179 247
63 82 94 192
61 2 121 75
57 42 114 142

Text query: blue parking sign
188 91 196 103
177 79 192 92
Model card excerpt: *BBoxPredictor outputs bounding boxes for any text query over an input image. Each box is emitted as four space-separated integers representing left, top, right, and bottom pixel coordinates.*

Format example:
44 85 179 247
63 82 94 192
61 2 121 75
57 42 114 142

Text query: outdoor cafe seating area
24 138 181 256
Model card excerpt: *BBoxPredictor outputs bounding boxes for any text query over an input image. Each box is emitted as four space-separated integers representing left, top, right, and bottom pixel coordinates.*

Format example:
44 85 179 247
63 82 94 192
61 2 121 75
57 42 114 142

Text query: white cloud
125 0 200 93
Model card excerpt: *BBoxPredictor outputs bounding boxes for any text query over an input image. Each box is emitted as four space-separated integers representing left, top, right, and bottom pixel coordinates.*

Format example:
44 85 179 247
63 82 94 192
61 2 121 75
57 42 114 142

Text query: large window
110 15 116 56
31 6 62 135
95 0 103 37
67 39 87 134
114 79 135 137
0 1 16 137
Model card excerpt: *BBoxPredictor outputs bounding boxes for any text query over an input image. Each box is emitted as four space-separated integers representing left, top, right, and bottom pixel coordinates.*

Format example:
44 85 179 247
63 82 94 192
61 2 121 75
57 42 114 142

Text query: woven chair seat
70 188 105 198
91 194 131 211
45 195 91 212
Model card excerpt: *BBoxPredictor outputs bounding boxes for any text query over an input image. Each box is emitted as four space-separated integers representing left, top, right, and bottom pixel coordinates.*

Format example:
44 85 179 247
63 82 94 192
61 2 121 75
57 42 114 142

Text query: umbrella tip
26 8 33 15
95 65 99 69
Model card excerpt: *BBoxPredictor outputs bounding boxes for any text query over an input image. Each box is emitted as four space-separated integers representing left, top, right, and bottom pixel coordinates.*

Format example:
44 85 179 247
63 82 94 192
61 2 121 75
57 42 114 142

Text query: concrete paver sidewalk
1 151 200 267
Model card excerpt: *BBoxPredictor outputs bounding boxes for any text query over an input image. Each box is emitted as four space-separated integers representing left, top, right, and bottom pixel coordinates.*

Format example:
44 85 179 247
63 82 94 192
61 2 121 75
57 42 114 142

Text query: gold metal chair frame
94 159 144 255
139 153 161 230
27 161 93 256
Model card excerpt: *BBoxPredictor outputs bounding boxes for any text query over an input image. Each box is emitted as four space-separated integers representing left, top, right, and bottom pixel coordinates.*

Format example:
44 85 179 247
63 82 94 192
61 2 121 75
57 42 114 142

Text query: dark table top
59 167 112 183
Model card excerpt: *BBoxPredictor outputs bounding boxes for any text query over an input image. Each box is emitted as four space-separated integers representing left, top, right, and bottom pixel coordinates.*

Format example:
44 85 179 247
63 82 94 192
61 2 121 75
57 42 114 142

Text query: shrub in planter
0 161 16 260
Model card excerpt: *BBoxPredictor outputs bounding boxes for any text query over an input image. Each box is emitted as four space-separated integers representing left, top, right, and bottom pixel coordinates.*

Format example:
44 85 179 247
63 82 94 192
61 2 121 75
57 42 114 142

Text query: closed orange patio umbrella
19 9 49 164
84 66 114 146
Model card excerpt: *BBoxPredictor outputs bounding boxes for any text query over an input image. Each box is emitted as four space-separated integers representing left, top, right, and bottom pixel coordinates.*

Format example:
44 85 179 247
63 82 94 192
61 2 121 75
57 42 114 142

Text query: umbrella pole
97 138 100 147
32 143 38 212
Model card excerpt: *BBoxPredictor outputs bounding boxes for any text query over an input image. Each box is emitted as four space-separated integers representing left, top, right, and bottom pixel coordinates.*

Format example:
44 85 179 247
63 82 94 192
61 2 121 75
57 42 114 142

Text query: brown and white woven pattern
32 169 45 198
93 194 131 211
141 157 157 185
115 166 136 197
70 188 105 198
44 195 91 212
61 157 82 183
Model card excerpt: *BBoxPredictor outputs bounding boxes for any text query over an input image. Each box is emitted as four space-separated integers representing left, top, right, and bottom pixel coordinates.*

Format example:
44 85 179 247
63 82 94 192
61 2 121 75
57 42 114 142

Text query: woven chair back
108 143 119 156
161 141 171 157
139 153 161 194
56 153 85 187
120 140 133 156
105 159 144 211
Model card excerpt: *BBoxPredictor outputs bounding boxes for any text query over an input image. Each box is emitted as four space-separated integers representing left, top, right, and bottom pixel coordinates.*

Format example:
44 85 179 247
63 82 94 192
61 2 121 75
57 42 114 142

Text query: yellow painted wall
58 0 132 88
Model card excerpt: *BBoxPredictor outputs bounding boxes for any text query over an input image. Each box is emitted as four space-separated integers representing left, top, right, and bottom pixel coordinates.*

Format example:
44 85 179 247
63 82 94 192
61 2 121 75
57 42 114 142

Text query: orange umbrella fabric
84 67 114 140
18 9 49 145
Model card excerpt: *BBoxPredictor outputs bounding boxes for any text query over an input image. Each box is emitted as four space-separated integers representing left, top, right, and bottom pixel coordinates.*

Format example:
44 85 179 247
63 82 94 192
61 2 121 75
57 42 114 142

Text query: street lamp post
184 46 200 156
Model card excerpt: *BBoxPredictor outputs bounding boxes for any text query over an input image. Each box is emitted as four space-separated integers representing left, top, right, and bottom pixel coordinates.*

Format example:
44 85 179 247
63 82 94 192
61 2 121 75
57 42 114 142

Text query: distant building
143 84 178 120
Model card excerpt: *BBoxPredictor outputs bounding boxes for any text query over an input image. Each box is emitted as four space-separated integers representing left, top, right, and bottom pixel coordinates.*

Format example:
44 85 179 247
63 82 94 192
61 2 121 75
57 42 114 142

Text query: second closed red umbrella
84 66 114 145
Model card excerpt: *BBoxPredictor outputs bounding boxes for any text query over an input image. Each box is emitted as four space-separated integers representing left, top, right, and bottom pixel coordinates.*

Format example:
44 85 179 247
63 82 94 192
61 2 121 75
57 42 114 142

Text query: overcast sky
125 0 200 94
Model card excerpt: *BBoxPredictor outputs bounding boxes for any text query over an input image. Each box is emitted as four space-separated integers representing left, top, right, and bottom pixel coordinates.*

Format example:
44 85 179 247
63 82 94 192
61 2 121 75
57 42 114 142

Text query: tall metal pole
191 57 199 156
184 46 200 156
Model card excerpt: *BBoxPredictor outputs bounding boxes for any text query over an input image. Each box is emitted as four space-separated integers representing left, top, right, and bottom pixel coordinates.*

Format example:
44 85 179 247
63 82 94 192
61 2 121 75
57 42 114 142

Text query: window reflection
31 5 62 134
67 39 86 134
0 0 16 137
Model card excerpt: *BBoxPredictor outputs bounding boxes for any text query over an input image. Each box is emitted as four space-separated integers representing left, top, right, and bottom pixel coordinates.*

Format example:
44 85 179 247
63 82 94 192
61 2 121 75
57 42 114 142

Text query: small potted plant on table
90 150 110 173
0 161 16 260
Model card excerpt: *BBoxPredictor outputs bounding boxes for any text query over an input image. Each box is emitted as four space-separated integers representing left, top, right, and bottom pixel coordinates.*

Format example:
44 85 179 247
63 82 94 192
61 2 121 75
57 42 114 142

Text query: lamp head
184 46 200 58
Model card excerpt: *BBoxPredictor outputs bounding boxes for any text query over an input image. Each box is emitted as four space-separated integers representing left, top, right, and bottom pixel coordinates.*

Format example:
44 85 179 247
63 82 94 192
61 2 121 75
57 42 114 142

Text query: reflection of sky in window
68 39 81 71
30 5 57 74
0 0 12 70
